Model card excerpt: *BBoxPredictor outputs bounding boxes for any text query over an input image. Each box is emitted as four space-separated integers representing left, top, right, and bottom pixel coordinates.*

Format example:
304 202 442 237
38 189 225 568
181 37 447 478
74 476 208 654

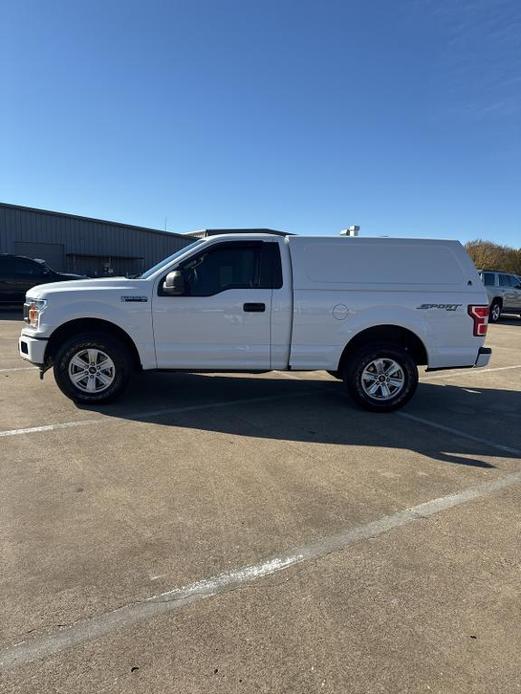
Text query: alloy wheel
68 348 116 393
361 358 405 401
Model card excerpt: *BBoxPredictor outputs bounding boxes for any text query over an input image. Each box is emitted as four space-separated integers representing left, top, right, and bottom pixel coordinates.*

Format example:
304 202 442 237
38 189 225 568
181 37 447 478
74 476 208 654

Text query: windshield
139 240 204 279
34 258 56 273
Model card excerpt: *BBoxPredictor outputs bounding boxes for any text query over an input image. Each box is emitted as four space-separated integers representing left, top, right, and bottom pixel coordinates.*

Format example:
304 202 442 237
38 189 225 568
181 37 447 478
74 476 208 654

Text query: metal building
0 202 192 277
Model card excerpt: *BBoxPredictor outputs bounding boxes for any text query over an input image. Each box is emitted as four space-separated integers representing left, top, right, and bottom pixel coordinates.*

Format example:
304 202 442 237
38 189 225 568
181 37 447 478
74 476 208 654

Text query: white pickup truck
19 232 491 412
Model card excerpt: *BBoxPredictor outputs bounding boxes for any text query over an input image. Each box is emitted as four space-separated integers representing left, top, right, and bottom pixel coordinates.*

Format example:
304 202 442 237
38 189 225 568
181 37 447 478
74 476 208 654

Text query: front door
152 241 277 369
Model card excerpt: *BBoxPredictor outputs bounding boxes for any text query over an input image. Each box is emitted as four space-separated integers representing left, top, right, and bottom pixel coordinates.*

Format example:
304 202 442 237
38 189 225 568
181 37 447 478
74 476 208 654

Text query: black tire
489 300 501 323
54 332 132 404
343 344 418 412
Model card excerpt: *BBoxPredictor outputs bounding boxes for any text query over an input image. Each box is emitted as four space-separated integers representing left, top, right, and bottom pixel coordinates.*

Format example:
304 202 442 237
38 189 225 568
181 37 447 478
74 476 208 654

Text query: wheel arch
45 318 142 370
337 324 428 373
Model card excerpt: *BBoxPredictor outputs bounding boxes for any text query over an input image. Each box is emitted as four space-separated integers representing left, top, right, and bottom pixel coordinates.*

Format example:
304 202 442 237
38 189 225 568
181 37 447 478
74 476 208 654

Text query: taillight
468 305 489 336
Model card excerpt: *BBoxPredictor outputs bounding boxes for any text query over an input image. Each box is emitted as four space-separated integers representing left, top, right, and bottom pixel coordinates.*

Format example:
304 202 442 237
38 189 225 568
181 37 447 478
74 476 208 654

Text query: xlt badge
121 296 148 303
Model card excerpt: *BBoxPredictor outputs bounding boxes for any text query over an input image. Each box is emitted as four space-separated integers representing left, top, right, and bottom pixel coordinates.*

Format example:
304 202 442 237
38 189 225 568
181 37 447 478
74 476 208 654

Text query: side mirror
162 270 185 296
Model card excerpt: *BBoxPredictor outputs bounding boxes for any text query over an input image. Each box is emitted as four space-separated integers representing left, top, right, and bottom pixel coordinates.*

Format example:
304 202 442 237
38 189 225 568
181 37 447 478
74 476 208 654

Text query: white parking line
0 420 100 438
1 469 520 670
0 389 320 438
398 412 521 456
0 366 37 373
422 364 521 381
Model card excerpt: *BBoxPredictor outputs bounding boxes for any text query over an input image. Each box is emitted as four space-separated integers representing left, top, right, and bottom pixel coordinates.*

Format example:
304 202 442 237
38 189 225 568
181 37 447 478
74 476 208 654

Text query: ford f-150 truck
18 231 491 411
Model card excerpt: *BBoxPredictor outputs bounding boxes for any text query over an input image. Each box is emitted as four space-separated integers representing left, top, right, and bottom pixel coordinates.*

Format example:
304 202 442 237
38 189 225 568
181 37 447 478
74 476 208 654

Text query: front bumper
19 334 47 365
474 346 492 368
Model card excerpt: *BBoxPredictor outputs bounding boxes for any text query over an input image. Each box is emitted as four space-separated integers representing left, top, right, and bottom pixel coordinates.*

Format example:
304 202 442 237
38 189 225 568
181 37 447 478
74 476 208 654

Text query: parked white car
19 232 491 411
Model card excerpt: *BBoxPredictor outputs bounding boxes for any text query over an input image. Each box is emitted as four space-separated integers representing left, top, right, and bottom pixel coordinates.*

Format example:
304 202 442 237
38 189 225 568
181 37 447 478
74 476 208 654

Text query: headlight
24 298 47 328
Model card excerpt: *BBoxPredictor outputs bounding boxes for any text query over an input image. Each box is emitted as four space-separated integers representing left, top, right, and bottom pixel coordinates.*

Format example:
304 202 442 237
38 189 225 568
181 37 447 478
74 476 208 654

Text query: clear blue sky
1 0 520 245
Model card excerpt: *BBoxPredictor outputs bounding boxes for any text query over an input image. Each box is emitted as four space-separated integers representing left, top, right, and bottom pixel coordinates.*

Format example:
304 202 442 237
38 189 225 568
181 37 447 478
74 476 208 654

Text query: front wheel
343 345 418 412
54 333 132 404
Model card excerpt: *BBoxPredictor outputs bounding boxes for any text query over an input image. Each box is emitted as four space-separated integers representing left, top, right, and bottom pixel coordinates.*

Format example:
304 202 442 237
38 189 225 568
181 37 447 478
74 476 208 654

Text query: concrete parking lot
0 310 520 694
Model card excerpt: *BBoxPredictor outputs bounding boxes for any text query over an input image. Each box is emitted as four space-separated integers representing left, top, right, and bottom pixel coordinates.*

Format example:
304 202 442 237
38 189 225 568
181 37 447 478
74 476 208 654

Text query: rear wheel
343 344 418 412
54 333 132 404
489 300 501 323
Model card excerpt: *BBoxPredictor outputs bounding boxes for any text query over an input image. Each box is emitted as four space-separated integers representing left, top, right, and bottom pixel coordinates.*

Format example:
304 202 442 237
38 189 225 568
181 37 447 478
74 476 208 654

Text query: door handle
243 302 266 312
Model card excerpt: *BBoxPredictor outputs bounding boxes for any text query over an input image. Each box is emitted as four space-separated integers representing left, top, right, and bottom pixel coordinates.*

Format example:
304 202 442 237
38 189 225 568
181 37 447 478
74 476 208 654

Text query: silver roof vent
340 225 360 237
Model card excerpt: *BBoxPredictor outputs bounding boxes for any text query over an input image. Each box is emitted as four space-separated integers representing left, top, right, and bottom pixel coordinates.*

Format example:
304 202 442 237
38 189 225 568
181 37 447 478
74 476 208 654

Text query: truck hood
26 277 150 300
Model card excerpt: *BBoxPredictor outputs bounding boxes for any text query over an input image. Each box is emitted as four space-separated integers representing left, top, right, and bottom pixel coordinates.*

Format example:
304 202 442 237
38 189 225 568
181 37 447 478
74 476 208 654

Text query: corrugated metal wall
0 203 192 276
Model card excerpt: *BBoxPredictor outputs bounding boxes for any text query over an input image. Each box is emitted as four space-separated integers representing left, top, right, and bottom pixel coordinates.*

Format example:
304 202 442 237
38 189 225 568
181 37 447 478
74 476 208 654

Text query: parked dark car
0 254 87 305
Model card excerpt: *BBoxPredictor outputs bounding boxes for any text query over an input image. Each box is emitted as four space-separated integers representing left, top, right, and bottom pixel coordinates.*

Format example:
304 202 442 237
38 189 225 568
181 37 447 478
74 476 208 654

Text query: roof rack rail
184 228 294 238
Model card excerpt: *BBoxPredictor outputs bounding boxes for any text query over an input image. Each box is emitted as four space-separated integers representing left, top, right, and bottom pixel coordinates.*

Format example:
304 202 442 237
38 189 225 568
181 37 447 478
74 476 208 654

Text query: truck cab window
172 241 283 296
181 243 260 296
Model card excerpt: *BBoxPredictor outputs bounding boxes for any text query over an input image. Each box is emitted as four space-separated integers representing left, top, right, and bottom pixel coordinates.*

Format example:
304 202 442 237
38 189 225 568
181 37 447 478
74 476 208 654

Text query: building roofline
0 201 187 240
